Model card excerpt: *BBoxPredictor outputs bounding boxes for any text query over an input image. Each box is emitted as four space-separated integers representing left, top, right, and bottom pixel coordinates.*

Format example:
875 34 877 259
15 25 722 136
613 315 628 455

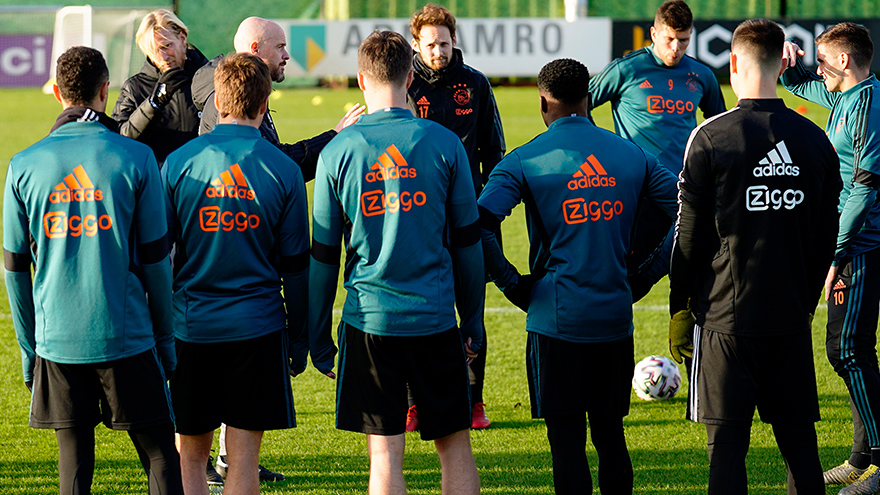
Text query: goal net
0 5 168 90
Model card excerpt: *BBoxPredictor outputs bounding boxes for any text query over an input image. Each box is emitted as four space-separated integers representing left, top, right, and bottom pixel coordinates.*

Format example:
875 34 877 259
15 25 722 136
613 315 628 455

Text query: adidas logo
639 80 653 89
417 96 430 105
568 155 616 190
833 279 847 290
49 164 103 203
205 163 255 200
754 141 799 177
365 144 417 182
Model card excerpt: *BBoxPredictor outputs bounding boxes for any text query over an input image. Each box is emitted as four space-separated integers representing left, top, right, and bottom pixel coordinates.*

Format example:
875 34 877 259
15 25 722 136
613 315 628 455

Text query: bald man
192 16 363 182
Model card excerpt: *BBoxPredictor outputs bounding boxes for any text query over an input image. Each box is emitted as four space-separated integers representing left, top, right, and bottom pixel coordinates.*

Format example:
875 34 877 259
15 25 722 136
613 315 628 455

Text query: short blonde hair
135 9 188 62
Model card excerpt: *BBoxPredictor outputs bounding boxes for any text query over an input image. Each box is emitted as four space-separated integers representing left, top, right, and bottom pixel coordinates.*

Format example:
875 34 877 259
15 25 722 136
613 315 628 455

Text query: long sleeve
588 58 625 110
644 153 681 218
836 181 879 261
633 155 681 285
447 143 485 350
669 128 716 315
4 165 37 382
278 169 311 374
477 153 525 292
780 58 838 110
699 73 726 119
274 130 337 183
308 154 343 374
112 81 160 140
136 153 175 373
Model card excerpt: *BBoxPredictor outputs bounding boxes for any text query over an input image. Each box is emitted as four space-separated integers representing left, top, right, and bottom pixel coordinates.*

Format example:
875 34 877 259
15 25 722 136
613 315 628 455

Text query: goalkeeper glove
668 309 695 364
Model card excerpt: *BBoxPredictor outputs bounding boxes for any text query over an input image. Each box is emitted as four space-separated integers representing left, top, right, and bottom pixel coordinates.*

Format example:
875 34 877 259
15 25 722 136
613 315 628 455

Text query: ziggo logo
647 95 695 114
43 211 112 238
199 206 261 232
361 190 427 217
562 198 623 225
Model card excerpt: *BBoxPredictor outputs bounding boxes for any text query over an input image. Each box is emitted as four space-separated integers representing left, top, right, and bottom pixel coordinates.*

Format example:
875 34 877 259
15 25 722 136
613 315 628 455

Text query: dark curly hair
56 46 108 105
538 58 590 106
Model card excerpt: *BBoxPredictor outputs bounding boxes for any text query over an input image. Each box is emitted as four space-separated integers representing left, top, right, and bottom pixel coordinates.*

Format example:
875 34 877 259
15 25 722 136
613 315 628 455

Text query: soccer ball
632 355 682 401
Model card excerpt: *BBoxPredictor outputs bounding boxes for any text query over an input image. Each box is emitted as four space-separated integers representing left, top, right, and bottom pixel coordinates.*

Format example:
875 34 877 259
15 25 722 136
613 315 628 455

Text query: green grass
0 85 855 494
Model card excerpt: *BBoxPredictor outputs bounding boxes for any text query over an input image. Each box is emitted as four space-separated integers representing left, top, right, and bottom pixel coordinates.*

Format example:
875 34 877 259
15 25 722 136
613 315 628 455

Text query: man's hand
464 337 478 366
151 68 188 107
504 273 538 312
825 265 839 301
783 39 805 69
334 103 366 133
25 381 33 393
668 309 695 364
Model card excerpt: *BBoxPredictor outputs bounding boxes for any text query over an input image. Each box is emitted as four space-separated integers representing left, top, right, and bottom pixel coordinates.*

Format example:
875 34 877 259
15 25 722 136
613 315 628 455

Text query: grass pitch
0 85 855 494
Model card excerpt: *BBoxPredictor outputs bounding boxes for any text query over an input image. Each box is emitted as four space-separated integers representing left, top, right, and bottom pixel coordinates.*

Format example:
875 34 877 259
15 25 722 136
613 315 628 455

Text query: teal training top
782 62 880 260
308 108 484 374
478 116 679 343
590 46 726 174
162 124 310 346
4 119 173 381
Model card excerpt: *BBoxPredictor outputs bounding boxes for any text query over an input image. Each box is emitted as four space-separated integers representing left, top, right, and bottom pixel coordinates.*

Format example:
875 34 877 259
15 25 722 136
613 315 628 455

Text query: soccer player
589 0 725 300
782 22 880 494
112 9 208 165
162 52 309 495
670 19 841 495
192 16 364 182
190 16 358 482
406 1 505 431
4 46 182 495
309 30 484 494
479 57 679 494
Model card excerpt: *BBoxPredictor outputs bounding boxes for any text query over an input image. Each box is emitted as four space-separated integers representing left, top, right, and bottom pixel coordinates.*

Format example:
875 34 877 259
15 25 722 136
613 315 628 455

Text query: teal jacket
309 108 484 374
162 124 310 368
4 116 173 381
479 116 679 343
590 46 725 174
782 61 880 261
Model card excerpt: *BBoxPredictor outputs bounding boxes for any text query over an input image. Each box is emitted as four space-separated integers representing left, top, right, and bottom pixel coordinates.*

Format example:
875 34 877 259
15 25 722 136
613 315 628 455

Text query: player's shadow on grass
1 459 166 494
273 451 555 494
632 445 847 495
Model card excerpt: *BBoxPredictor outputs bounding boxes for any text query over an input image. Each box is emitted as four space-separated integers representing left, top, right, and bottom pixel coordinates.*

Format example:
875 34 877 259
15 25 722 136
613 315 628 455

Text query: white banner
276 17 611 77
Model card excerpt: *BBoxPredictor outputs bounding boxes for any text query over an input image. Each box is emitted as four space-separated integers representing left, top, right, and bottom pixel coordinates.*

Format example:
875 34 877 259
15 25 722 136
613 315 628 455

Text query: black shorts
170 329 295 435
526 332 633 419
336 323 471 441
688 325 819 426
30 349 173 430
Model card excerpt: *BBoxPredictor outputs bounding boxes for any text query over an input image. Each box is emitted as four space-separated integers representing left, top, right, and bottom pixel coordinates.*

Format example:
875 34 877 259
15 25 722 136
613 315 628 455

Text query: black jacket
407 48 506 194
191 54 335 182
670 99 842 335
112 45 208 164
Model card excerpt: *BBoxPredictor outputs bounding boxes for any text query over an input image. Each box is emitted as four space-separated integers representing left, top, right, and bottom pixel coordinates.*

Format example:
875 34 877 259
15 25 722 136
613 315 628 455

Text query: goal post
39 5 169 92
